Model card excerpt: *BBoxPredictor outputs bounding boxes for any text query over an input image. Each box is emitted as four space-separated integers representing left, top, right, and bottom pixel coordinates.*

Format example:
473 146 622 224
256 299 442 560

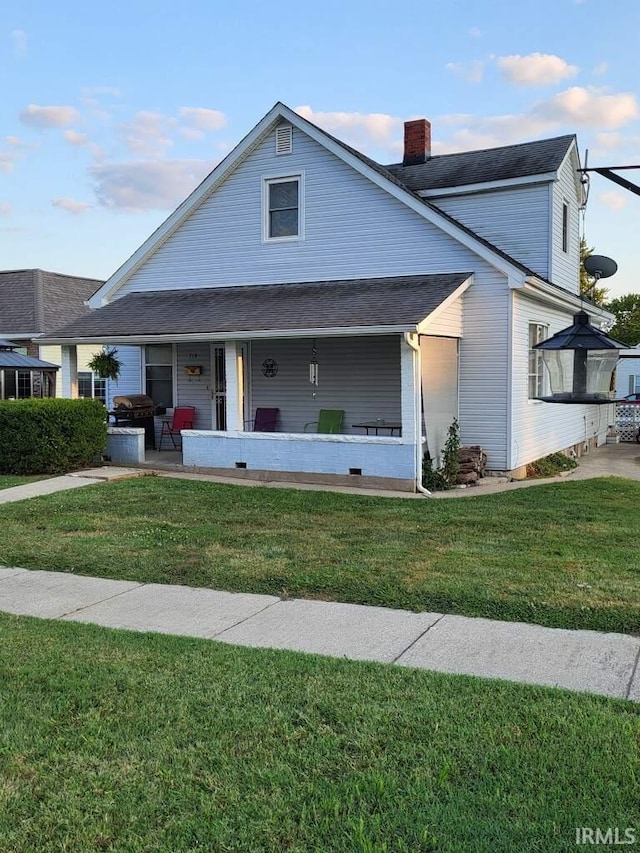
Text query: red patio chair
245 407 279 432
159 406 196 450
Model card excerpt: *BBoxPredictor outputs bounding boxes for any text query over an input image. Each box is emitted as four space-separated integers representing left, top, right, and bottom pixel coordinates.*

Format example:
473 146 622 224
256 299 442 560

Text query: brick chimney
403 119 431 166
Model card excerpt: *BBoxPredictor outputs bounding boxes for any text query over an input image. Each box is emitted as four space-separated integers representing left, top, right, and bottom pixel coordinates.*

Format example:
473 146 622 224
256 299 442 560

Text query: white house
45 102 614 491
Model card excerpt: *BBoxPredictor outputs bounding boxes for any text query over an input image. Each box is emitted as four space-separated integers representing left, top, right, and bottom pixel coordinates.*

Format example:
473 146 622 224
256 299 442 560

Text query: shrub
526 451 578 479
0 398 107 475
422 419 462 491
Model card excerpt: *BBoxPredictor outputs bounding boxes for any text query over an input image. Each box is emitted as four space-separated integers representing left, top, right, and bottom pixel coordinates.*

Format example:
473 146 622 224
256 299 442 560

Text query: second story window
562 202 569 253
264 176 303 241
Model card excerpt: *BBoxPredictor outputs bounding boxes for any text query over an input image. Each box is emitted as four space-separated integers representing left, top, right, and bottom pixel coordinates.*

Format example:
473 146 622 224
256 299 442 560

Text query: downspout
404 332 432 496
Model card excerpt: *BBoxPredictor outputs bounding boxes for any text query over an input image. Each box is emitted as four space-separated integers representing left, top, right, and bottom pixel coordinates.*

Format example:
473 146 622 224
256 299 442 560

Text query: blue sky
1 0 638 297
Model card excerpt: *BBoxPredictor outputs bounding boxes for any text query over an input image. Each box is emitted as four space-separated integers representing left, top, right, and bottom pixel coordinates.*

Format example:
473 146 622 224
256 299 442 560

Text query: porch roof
43 273 472 344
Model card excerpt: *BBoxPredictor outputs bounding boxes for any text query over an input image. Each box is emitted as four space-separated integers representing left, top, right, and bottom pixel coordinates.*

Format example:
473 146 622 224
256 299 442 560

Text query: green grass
0 476 639 633
0 474 43 490
1 613 638 852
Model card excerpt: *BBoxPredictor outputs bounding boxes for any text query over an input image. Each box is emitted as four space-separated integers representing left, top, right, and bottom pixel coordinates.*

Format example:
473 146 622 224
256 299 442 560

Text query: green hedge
0 398 107 475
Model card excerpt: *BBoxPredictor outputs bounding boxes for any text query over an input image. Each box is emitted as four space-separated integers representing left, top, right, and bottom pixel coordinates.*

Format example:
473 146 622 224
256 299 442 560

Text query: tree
579 238 608 306
605 294 640 346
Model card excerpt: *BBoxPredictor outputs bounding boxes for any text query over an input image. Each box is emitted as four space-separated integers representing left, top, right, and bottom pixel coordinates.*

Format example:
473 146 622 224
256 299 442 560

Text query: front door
211 344 227 429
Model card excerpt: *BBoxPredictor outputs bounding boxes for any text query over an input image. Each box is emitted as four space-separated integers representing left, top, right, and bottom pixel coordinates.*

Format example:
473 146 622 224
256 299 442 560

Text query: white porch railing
615 402 640 442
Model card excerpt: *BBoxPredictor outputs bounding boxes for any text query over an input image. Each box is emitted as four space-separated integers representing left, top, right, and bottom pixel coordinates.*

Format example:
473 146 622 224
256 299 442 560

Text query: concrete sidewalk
1 566 638 701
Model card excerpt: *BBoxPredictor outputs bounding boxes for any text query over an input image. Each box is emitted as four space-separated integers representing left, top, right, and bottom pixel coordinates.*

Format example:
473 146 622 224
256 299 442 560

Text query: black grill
109 394 156 449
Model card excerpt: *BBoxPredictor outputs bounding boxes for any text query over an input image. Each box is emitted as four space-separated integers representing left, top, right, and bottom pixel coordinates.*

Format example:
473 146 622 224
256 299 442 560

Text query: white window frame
262 173 305 243
528 322 548 400
78 371 106 402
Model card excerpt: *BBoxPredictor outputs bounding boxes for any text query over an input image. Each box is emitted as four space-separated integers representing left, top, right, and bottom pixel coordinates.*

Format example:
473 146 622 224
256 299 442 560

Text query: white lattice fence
615 403 640 442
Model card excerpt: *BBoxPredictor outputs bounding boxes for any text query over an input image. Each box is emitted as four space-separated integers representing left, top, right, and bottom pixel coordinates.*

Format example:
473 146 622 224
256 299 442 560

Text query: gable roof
45 273 472 343
89 103 543 307
0 269 103 335
384 135 576 192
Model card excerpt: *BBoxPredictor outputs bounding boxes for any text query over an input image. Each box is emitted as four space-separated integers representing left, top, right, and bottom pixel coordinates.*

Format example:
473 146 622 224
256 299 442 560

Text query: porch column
61 345 78 399
400 333 421 478
224 341 245 430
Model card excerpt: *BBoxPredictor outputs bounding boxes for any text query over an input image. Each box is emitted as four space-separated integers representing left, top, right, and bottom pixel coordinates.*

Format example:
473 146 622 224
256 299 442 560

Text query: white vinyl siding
115 128 502 294
175 343 213 430
510 291 609 467
550 148 581 292
423 296 464 337
248 335 402 434
431 184 550 279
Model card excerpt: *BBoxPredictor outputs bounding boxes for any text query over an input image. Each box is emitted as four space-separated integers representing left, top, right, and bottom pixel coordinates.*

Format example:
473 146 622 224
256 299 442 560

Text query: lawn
0 613 638 852
0 474 43 490
0 475 639 633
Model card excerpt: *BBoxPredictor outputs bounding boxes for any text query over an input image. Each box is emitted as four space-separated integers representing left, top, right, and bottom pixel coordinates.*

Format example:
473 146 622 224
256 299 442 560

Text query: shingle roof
0 269 104 334
45 273 472 341
383 135 576 191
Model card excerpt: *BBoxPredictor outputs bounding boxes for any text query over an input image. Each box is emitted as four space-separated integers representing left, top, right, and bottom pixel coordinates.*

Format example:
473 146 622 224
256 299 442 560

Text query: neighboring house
616 344 640 399
45 102 614 490
0 268 110 401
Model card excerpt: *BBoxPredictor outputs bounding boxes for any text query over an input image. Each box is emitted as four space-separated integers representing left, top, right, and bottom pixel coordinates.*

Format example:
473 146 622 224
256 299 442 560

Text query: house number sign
262 358 278 378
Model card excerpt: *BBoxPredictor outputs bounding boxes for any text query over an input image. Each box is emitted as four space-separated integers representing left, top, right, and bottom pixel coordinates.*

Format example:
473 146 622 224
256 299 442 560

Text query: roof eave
41 323 423 347
518 276 615 322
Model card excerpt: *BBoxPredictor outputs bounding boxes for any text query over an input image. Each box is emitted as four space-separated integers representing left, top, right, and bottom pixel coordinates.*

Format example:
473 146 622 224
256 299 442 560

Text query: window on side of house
145 344 174 408
264 176 301 241
78 371 106 403
528 323 548 399
562 201 569 253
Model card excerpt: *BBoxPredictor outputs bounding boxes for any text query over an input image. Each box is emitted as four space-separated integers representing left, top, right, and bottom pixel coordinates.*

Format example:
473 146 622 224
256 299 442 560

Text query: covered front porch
46 273 469 491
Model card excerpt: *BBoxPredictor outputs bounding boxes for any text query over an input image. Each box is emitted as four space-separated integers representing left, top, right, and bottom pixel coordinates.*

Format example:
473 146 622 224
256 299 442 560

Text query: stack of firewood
456 445 487 486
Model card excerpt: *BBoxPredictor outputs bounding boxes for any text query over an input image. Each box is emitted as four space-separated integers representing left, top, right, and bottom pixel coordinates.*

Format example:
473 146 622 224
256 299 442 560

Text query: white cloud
593 132 623 149
179 107 227 132
5 135 25 147
598 190 627 211
63 129 89 146
592 62 608 77
120 111 175 157
468 26 482 38
295 105 402 152
0 202 12 216
0 150 16 172
446 60 484 84
497 53 579 86
52 197 92 214
82 85 121 98
533 86 638 129
90 158 215 212
20 104 80 129
11 29 27 56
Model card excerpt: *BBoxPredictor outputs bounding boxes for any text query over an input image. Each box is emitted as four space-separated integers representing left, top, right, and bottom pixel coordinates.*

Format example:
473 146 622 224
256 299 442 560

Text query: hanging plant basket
88 347 122 381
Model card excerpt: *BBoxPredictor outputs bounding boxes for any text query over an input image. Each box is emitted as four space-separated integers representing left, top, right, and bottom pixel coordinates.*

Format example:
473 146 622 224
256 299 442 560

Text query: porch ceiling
42 273 472 344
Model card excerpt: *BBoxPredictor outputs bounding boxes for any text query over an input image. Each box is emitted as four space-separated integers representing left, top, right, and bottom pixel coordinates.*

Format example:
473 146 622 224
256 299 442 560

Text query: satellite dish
583 254 618 280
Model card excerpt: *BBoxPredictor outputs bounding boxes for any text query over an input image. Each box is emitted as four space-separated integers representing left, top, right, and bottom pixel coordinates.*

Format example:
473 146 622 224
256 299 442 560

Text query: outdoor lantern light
533 252 625 404
533 310 626 404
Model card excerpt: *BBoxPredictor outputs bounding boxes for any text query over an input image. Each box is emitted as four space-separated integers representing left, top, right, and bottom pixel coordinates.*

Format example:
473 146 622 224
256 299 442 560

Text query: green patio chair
304 409 344 434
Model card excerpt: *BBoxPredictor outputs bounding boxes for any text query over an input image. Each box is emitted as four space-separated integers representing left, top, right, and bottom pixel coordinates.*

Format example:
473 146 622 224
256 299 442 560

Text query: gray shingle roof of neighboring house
383 135 576 191
0 269 104 335
44 273 472 341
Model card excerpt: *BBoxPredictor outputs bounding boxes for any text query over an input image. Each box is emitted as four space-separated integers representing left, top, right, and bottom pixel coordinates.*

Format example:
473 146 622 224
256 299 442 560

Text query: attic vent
275 125 293 155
